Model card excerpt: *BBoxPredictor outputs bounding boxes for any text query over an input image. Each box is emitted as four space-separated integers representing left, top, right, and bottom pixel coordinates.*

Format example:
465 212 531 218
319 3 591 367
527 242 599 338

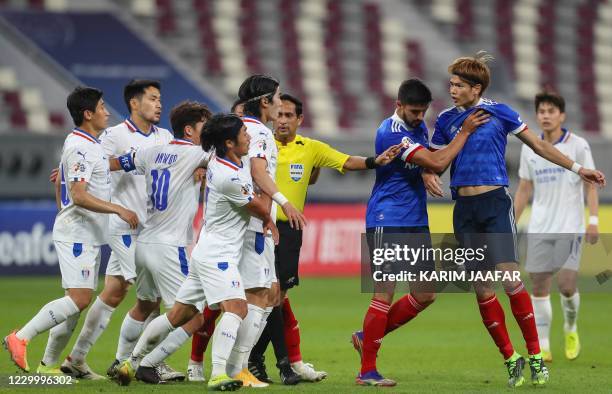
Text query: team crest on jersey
401 136 413 148
73 162 86 173
257 140 267 151
241 183 253 196
290 163 304 181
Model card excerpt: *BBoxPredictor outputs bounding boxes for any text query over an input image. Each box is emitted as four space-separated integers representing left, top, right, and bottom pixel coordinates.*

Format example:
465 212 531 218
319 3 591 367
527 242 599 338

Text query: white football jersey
242 116 278 232
134 139 211 246
518 131 595 233
100 119 173 235
191 156 255 264
53 128 111 245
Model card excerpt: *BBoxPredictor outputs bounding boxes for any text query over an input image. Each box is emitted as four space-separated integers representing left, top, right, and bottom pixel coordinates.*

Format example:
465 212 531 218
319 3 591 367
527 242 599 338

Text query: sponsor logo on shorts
81 268 90 280
231 280 240 288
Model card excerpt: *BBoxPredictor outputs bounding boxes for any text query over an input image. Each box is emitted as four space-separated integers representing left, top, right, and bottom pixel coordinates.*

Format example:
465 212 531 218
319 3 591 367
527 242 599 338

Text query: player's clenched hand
422 171 443 197
263 216 280 245
193 168 206 183
49 167 59 184
578 168 606 187
118 207 138 229
461 110 490 134
281 202 306 230
586 224 599 244
375 144 402 166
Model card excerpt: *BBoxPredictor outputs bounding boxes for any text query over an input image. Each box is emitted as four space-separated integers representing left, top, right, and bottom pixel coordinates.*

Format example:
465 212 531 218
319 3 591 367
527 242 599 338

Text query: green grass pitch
1 276 611 393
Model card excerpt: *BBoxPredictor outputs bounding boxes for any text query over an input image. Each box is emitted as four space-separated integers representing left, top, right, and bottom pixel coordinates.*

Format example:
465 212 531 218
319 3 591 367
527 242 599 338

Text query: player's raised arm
515 129 606 186
410 109 489 173
341 144 403 171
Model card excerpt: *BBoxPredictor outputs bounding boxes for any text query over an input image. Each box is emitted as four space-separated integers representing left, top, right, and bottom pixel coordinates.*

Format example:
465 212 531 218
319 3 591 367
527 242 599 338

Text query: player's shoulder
434 105 459 126
243 117 271 136
153 125 173 140
479 98 518 116
565 131 589 148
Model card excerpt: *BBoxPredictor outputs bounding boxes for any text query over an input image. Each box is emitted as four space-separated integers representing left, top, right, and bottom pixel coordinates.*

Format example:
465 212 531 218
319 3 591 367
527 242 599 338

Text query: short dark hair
200 114 244 157
238 74 279 118
123 79 161 113
280 93 303 116
169 101 212 139
535 90 565 113
231 98 243 114
67 86 103 127
397 79 432 105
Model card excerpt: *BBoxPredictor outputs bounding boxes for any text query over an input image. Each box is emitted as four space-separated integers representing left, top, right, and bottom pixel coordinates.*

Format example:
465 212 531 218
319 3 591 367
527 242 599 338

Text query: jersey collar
216 156 243 170
125 118 157 137
242 116 264 125
540 128 569 145
72 127 100 144
457 97 486 113
170 138 194 145
391 111 415 131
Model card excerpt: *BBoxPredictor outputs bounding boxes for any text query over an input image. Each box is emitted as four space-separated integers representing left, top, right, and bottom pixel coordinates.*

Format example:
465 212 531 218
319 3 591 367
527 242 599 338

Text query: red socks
478 295 514 359
507 284 541 355
385 294 428 334
190 306 221 363
282 298 302 363
361 299 390 374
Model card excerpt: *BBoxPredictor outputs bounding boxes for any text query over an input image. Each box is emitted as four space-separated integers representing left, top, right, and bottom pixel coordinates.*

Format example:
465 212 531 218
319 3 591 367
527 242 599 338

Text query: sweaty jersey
431 98 527 198
366 111 429 228
191 156 255 264
100 118 173 235
53 128 111 245
275 134 349 221
242 116 278 232
132 139 211 246
519 130 595 233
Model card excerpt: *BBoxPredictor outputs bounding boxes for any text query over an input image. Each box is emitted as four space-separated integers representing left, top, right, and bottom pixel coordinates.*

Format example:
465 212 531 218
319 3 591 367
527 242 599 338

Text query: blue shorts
365 225 435 276
453 187 518 270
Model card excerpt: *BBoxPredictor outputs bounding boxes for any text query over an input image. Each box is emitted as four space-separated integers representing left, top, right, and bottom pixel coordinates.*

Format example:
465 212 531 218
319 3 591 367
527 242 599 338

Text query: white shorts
176 256 245 309
55 241 101 290
525 234 583 273
239 230 276 290
105 234 137 282
135 242 190 309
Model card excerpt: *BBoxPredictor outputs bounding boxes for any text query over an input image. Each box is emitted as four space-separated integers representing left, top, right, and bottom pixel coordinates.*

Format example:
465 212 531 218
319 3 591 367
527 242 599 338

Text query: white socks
140 327 190 368
115 309 159 362
131 314 174 364
17 296 80 341
211 312 242 378
41 313 80 366
560 292 580 333
227 304 265 377
531 295 552 351
243 306 272 370
69 297 115 363
532 292 581 352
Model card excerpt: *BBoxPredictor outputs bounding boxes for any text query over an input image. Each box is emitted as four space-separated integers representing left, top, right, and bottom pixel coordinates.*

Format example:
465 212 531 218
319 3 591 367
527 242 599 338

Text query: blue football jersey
365 112 429 228
430 98 526 198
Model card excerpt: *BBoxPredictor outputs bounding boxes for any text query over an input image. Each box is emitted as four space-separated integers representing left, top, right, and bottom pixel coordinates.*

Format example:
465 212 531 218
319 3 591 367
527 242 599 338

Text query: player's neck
78 124 101 139
130 114 152 135
542 128 563 143
225 151 241 167
462 97 481 109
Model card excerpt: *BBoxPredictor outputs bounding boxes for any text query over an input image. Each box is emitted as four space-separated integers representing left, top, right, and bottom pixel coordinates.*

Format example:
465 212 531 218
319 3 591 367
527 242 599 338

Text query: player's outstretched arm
251 157 306 230
69 181 138 229
513 178 533 221
342 144 403 171
516 129 606 187
411 110 490 172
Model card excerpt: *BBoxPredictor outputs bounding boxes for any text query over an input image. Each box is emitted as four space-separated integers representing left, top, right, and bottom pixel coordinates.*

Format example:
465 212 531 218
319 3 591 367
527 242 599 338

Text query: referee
248 94 399 384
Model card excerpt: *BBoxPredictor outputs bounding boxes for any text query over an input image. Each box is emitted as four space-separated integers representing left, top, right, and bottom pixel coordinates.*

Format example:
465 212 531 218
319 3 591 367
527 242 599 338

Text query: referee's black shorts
275 220 303 291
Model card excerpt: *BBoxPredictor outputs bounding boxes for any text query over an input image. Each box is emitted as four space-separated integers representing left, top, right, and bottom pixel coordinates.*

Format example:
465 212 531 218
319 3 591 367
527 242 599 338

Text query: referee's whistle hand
282 202 307 230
